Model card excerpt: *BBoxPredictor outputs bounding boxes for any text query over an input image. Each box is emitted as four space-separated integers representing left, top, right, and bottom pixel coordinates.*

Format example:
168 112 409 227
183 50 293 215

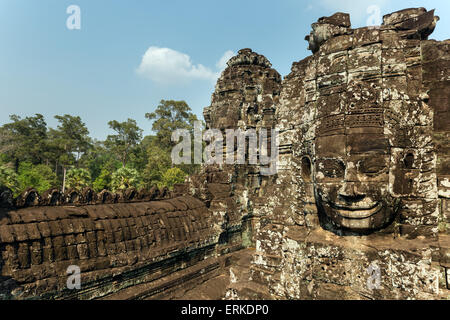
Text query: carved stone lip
331 202 382 219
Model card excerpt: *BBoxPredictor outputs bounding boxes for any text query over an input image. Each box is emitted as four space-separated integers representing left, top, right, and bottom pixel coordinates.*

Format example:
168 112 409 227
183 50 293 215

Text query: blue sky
0 0 449 140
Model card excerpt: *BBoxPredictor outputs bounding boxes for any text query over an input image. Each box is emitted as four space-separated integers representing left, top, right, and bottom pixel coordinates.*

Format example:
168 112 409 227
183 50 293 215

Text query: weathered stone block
353 27 380 47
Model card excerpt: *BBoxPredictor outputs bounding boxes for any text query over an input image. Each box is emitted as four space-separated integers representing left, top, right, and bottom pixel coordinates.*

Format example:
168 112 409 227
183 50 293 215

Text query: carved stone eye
358 158 387 177
321 159 345 178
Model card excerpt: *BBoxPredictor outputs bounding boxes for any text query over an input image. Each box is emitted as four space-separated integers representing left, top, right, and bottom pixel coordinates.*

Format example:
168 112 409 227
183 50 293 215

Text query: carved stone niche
118 187 137 202
148 186 160 200
0 186 14 208
64 189 81 205
159 186 170 199
40 188 63 206
96 189 116 204
172 183 189 197
15 188 40 207
136 188 151 201
81 187 96 204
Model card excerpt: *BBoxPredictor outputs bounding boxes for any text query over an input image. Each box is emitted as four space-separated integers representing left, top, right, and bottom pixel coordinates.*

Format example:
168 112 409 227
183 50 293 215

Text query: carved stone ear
301 156 313 182
304 203 320 229
15 188 40 208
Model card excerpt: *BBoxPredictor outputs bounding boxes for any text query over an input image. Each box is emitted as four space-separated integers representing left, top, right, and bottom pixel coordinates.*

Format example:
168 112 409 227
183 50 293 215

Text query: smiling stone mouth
330 202 382 219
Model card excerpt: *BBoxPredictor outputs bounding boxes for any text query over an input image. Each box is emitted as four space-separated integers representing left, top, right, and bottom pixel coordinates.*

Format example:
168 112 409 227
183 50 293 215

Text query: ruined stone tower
244 8 450 300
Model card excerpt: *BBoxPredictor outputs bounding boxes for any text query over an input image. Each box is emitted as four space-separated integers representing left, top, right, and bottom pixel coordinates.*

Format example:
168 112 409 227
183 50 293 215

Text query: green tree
145 100 199 149
110 167 141 191
127 143 148 172
48 115 92 189
65 168 92 190
0 129 14 162
145 100 203 176
0 114 48 169
93 167 113 192
0 165 19 195
142 143 172 188
105 119 143 167
161 167 187 189
49 114 92 166
81 140 121 181
17 162 57 194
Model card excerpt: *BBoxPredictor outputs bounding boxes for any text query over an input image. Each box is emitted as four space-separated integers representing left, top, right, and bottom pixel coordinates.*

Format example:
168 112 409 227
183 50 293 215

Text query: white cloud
216 50 235 70
137 47 235 85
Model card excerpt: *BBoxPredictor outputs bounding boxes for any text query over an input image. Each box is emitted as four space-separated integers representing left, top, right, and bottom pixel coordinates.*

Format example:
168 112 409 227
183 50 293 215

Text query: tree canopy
0 114 48 168
49 114 91 167
145 100 199 148
105 119 143 167
0 100 201 195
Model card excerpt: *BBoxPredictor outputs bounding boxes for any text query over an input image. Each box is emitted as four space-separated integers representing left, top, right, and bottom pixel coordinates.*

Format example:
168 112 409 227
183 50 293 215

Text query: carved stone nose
339 183 366 203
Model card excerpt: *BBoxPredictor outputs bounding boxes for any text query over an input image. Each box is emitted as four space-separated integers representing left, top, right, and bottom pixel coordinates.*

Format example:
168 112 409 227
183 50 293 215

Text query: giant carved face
312 129 400 234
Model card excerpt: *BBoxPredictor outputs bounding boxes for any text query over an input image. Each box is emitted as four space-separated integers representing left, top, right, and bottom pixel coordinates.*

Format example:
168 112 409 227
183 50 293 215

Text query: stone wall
0 187 221 299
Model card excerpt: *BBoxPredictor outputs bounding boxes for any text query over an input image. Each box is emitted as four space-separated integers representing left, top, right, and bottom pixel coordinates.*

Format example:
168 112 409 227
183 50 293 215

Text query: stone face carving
204 48 281 131
292 7 444 235
312 132 400 233
198 47 282 249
